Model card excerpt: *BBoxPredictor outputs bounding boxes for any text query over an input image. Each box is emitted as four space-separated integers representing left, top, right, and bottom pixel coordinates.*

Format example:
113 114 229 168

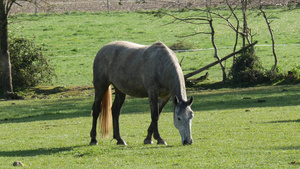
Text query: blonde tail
99 85 112 138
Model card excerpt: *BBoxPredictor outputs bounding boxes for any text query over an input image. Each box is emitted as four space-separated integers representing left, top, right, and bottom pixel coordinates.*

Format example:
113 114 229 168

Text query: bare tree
165 8 228 82
0 0 35 95
225 0 239 62
164 0 279 83
0 0 15 94
259 5 277 71
184 41 258 80
241 0 248 47
207 15 227 82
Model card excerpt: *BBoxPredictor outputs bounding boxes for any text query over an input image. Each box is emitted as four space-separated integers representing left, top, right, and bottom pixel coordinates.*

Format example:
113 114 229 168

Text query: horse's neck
169 72 187 102
156 48 187 102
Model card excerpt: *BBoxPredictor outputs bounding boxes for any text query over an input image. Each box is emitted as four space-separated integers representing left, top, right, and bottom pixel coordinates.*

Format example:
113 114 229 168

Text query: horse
90 41 194 146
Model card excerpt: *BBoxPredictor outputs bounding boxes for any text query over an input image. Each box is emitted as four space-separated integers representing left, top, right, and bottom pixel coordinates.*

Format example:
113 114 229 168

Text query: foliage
229 47 267 85
0 36 55 88
278 65 300 84
228 47 294 86
169 41 193 50
290 65 300 78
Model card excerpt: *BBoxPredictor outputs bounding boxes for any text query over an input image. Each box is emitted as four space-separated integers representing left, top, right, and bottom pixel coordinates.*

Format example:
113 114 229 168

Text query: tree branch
184 41 258 80
208 17 227 81
175 32 210 38
260 6 277 71
225 0 239 60
165 12 210 25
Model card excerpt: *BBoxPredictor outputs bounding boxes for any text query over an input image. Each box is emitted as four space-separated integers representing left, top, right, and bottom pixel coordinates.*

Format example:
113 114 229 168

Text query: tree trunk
208 19 226 82
241 0 248 47
260 6 278 71
0 1 13 93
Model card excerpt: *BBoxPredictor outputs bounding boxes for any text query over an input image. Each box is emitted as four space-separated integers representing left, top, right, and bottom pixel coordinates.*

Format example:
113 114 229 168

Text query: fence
11 0 299 14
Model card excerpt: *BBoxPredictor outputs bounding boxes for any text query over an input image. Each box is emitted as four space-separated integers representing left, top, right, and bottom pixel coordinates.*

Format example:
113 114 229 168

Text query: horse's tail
99 85 112 138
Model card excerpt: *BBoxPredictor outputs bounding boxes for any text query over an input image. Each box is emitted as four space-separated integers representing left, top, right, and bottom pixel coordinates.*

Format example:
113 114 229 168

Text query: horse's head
173 96 194 145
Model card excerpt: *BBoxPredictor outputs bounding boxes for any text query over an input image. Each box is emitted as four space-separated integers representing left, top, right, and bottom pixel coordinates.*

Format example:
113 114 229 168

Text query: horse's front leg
144 94 167 145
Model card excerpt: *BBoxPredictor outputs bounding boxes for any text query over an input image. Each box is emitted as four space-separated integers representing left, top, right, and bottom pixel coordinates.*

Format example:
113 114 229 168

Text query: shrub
229 48 269 85
290 65 300 78
281 65 300 84
0 36 55 88
169 41 193 51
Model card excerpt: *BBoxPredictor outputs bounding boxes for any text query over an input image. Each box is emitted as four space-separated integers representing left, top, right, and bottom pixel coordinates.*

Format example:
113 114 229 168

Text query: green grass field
1 8 299 168
0 85 299 168
9 8 300 85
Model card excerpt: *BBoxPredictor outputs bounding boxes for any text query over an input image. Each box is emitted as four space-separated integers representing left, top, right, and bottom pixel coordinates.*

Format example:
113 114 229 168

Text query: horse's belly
112 80 149 98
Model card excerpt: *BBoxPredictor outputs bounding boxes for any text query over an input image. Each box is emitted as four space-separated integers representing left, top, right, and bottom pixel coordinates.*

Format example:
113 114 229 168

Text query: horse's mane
146 42 187 101
147 41 178 64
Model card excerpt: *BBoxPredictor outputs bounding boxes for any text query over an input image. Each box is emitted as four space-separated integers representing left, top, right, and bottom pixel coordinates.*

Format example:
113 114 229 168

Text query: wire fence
11 0 300 14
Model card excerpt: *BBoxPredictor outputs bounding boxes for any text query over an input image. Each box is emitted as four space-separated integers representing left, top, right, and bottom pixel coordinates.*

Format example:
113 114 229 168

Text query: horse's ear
173 96 179 106
188 96 193 106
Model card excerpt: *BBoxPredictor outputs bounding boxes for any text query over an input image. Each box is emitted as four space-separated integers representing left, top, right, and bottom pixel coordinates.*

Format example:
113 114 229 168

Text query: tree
0 0 13 94
163 0 278 83
0 0 32 94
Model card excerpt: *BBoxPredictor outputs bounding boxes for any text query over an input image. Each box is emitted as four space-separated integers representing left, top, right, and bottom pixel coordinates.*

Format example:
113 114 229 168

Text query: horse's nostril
183 139 193 145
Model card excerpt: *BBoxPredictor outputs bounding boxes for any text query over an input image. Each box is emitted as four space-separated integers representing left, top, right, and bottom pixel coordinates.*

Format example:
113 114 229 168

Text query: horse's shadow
0 145 86 157
272 145 300 150
265 119 300 123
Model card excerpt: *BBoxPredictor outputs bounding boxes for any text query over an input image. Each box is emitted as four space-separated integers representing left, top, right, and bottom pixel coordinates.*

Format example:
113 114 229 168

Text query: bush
229 47 299 86
280 65 300 84
229 48 269 85
290 65 300 78
169 41 193 51
0 36 55 88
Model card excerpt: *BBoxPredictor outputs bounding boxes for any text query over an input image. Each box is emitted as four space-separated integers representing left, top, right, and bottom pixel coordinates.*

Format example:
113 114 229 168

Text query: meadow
0 8 299 168
8 8 300 85
0 85 299 168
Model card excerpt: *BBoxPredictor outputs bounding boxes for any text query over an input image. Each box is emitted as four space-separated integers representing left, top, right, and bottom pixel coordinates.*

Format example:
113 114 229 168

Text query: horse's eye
177 117 181 121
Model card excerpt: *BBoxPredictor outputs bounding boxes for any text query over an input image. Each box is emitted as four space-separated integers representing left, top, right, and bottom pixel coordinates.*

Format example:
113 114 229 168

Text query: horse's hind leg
90 84 109 145
112 88 127 145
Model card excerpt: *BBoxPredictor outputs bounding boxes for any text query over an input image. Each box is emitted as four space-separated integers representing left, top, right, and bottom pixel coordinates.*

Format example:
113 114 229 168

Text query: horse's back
93 41 149 96
93 41 181 98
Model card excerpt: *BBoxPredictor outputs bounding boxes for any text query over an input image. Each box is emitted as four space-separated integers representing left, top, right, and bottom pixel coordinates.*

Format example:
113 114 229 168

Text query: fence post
107 0 110 13
35 0 37 16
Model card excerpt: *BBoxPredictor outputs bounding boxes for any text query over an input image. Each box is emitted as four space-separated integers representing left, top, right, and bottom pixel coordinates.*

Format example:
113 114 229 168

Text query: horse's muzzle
183 138 193 145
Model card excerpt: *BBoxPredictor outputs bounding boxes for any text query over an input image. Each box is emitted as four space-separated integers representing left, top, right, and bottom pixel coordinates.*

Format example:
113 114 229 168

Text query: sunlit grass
1 8 299 168
8 9 300 85
0 85 299 168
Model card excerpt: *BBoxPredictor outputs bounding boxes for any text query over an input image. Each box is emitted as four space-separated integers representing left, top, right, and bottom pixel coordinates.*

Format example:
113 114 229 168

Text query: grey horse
90 41 194 145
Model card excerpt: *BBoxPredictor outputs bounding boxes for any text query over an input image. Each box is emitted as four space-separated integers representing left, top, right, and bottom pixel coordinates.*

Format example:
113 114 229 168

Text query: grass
0 85 299 168
8 8 300 85
1 8 299 168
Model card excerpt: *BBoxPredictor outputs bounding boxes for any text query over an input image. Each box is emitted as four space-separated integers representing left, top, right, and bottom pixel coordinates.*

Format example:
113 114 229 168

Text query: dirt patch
10 0 298 14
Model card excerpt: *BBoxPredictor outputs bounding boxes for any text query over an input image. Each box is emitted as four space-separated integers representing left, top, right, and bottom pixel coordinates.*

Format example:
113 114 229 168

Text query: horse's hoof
157 139 167 145
117 139 127 146
144 139 153 144
90 141 98 146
